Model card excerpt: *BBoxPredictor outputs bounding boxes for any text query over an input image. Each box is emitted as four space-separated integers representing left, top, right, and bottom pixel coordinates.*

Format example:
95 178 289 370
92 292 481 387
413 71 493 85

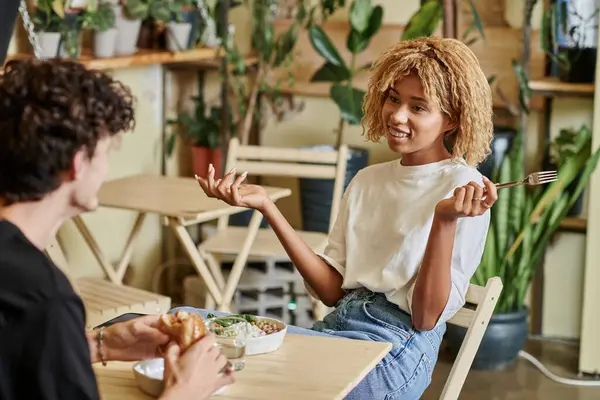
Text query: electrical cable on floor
518 350 600 387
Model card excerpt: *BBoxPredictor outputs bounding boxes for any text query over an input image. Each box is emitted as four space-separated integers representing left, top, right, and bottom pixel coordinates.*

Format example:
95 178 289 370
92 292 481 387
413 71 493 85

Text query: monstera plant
308 0 383 148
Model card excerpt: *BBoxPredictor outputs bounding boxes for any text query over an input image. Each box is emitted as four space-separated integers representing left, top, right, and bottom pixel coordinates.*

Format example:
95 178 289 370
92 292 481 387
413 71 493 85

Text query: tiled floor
422 339 600 399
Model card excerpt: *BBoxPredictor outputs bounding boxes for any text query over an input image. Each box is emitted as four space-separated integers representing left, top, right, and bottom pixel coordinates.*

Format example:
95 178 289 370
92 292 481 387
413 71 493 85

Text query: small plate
133 358 228 398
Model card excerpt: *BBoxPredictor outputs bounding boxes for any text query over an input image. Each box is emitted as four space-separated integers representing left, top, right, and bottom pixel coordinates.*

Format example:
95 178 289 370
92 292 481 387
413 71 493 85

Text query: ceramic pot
93 28 118 58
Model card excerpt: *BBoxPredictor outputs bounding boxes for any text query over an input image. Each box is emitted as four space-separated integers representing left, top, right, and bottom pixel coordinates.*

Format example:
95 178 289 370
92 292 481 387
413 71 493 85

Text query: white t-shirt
318 157 490 327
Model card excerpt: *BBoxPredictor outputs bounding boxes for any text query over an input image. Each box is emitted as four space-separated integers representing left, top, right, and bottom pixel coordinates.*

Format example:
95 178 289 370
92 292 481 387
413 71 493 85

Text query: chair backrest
440 276 503 400
218 137 349 233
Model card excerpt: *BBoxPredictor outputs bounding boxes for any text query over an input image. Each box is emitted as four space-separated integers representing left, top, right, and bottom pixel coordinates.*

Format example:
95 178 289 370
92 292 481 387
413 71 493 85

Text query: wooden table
73 174 291 311
95 334 392 400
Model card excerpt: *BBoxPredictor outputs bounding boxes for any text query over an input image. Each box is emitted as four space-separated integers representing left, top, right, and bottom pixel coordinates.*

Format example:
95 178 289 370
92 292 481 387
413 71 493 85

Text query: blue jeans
171 288 445 400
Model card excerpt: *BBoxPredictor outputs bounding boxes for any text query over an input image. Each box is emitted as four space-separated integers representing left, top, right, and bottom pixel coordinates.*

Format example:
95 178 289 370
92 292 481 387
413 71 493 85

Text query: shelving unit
529 79 593 236
3 48 259 72
529 77 595 98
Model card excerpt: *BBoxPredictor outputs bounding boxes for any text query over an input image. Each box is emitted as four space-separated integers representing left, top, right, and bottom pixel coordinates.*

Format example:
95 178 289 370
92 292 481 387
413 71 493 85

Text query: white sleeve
406 209 490 326
304 182 350 300
315 180 351 277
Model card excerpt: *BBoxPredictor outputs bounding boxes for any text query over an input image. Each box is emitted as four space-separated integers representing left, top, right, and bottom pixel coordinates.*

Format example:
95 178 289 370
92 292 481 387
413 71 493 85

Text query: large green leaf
509 132 525 235
273 24 299 68
347 5 383 54
309 25 347 68
494 153 511 258
310 62 351 82
363 5 383 39
349 0 372 33
512 59 531 114
401 0 443 41
330 84 365 125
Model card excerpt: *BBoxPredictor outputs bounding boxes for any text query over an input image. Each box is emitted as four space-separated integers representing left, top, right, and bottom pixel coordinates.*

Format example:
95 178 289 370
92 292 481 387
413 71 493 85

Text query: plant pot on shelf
114 5 142 56
445 307 529 370
298 146 369 233
59 11 84 58
553 0 598 83
181 9 200 48
93 28 118 58
191 145 222 180
557 47 597 83
37 31 61 59
137 19 159 50
166 21 192 52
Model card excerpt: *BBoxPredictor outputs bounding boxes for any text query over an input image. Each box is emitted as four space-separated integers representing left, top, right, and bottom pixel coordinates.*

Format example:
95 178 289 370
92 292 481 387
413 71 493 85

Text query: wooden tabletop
94 334 391 400
97 174 291 222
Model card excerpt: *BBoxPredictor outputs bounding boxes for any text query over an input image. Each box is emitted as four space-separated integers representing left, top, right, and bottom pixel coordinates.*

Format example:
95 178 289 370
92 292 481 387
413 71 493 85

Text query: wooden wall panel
273 10 546 112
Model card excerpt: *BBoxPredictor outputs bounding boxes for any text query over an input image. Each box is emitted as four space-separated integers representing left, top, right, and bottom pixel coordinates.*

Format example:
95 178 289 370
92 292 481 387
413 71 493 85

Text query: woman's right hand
161 335 234 400
196 164 270 211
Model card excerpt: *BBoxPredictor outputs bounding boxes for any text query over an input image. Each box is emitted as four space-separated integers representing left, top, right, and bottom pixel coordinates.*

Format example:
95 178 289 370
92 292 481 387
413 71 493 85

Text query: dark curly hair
0 58 136 205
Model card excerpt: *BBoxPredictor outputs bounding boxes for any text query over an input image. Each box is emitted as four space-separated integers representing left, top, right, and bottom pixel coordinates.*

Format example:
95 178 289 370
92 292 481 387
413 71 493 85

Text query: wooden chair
198 137 349 315
440 276 503 400
44 236 172 329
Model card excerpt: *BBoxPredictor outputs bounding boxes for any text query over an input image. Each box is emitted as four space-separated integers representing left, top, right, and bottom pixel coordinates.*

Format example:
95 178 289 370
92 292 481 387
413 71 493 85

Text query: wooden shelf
529 77 595 98
4 48 257 71
279 82 331 98
559 216 588 232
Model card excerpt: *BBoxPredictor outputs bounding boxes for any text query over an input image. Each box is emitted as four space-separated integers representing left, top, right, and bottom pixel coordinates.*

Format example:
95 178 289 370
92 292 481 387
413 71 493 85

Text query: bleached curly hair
361 36 493 167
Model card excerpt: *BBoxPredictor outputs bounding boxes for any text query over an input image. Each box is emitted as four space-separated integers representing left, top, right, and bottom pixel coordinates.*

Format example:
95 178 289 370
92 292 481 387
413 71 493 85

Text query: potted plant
166 0 197 52
445 125 600 370
113 0 147 55
135 0 171 49
547 126 592 216
82 1 118 58
31 0 66 58
56 2 86 59
165 95 234 180
296 0 383 233
542 0 599 83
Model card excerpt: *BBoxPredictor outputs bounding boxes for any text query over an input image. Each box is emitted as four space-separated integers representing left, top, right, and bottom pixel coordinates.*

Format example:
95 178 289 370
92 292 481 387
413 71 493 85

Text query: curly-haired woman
194 37 499 399
0 59 233 400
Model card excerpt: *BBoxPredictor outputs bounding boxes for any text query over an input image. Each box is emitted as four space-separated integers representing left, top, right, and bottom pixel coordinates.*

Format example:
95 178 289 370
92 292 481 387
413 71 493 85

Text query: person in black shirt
0 58 234 399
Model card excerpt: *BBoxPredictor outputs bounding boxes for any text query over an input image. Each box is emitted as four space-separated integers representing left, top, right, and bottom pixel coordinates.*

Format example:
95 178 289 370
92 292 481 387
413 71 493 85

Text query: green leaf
349 0 372 33
363 5 383 39
309 25 347 68
494 152 511 258
273 24 299 68
165 133 177 157
401 0 442 40
469 0 485 39
310 62 351 82
512 59 531 114
330 84 365 125
346 28 369 54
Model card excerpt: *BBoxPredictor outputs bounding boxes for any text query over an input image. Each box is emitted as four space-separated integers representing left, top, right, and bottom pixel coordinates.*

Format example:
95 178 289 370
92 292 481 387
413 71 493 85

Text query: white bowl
244 317 288 356
133 358 227 398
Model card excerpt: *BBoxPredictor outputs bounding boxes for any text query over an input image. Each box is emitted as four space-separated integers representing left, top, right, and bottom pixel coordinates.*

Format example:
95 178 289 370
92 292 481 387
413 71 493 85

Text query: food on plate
206 313 283 338
156 310 207 351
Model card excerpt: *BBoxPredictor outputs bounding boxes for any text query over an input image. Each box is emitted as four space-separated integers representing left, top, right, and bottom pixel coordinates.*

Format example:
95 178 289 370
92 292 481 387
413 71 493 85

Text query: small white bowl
244 317 288 356
133 358 227 398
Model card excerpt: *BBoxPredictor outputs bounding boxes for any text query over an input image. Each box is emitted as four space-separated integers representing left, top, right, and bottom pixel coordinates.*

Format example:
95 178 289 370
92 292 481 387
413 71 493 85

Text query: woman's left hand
434 176 498 221
102 315 170 362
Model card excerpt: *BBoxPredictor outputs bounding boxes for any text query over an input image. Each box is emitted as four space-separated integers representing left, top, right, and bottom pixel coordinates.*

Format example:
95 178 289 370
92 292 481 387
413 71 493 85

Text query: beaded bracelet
97 327 107 366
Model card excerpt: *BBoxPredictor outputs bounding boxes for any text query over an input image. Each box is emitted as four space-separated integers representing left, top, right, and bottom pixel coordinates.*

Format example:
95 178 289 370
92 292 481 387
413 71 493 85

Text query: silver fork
495 171 558 190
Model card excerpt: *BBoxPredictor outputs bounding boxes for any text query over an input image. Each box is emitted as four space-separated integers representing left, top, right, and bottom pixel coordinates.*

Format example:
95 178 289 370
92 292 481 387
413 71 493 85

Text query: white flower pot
70 0 89 8
113 5 142 56
94 28 118 58
37 31 61 59
166 21 192 52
